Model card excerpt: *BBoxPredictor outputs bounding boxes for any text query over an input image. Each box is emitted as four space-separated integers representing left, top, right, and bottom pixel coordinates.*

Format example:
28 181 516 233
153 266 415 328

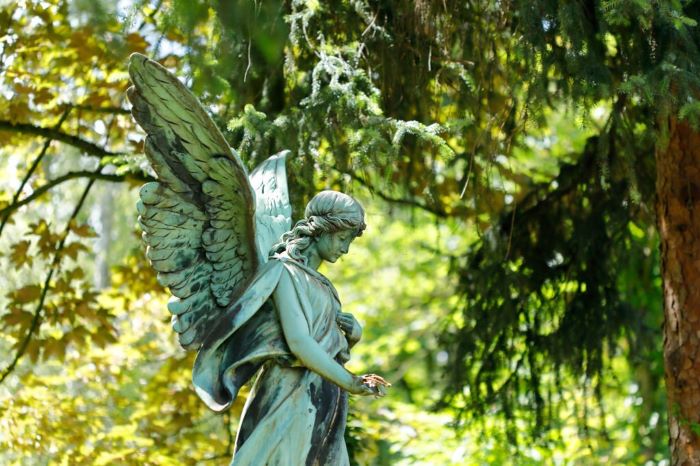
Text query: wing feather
128 53 258 349
249 151 292 261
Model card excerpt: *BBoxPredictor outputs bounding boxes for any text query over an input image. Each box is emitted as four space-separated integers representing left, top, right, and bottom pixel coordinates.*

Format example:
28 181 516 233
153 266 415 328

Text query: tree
657 117 700 464
503 2 700 462
0 0 693 463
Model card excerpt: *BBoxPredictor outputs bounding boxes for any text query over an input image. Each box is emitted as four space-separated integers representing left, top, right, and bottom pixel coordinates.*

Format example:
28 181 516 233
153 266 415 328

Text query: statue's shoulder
270 253 306 276
270 253 339 301
270 252 322 283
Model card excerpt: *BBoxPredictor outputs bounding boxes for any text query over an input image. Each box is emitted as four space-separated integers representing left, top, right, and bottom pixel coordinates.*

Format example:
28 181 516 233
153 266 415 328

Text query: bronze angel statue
126 53 389 465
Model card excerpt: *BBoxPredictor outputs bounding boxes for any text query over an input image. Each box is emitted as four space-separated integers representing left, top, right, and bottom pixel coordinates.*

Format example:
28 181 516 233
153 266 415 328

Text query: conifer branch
339 168 449 218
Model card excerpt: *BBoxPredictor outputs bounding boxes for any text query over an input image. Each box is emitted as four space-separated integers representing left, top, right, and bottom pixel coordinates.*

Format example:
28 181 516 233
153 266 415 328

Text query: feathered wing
127 53 258 350
249 150 292 262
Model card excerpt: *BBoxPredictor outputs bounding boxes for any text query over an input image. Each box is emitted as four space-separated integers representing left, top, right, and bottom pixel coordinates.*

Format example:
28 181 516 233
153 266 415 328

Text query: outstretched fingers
360 374 391 397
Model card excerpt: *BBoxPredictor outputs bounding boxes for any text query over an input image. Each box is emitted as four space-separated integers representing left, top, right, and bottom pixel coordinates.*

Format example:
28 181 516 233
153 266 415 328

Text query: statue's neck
304 243 322 270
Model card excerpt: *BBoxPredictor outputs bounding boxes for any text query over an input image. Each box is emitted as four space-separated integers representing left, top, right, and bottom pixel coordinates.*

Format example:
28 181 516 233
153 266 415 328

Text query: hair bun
270 191 366 263
304 191 365 227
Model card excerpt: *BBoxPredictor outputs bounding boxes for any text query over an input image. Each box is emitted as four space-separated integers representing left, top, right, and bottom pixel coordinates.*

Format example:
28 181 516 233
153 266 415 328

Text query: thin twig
338 168 449 218
0 177 96 384
361 10 379 37
0 108 72 237
70 105 131 115
137 0 164 31
503 200 517 261
244 38 252 83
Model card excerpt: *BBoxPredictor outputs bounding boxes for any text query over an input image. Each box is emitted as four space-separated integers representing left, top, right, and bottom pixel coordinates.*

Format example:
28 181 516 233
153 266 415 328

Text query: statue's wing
249 150 292 262
127 53 258 350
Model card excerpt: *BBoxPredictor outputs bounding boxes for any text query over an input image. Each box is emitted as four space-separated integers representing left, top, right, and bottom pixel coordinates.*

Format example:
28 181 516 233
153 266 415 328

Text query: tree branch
72 105 131 115
0 108 72 237
0 177 96 384
137 0 164 31
339 168 449 218
0 170 148 219
225 411 235 457
0 120 122 158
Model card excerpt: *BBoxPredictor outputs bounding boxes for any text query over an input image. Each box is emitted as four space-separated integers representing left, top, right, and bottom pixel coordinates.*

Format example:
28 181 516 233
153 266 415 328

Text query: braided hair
270 190 366 264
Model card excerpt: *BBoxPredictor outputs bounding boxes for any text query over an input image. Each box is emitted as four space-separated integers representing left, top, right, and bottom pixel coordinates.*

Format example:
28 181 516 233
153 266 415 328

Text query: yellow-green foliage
0 0 676 464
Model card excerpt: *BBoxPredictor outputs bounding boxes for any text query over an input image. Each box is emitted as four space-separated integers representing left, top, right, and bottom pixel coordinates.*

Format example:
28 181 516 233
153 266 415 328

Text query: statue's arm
274 271 362 393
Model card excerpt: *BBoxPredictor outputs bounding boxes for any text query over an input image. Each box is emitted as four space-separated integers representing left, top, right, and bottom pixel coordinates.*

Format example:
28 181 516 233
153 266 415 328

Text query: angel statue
126 53 389 465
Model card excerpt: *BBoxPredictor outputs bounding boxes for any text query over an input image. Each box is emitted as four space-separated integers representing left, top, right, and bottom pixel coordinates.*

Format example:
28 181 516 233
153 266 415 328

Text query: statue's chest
305 276 342 330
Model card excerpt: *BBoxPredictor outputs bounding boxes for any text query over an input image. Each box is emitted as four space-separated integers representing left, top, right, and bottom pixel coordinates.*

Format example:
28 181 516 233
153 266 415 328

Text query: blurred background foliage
0 0 689 464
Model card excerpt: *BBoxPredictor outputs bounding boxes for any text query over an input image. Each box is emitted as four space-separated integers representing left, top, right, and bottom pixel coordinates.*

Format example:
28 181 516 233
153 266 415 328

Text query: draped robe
193 254 351 465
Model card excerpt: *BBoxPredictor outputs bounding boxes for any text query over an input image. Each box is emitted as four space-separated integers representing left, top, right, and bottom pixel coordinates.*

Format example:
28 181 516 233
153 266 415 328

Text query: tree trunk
94 183 115 289
657 117 700 465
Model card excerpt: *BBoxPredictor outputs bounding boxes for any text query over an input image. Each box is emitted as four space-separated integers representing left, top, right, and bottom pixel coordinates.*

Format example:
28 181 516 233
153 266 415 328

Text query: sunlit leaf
10 240 32 267
10 284 43 304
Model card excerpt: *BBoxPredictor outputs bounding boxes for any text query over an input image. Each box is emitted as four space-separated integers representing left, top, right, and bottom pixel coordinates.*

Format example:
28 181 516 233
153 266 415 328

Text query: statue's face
316 230 356 263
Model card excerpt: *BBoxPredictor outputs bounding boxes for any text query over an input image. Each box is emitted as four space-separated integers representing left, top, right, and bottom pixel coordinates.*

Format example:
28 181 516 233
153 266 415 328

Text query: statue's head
304 190 366 237
271 190 365 263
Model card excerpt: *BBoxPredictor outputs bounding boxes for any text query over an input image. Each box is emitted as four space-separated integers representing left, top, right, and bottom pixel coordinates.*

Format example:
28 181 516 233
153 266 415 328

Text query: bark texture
657 117 700 465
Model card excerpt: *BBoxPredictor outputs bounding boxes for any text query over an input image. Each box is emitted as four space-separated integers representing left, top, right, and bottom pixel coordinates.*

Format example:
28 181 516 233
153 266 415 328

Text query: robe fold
193 255 350 466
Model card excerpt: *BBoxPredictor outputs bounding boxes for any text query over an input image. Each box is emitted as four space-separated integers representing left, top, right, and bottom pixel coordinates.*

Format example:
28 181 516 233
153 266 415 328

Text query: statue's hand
337 312 362 343
349 374 391 397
